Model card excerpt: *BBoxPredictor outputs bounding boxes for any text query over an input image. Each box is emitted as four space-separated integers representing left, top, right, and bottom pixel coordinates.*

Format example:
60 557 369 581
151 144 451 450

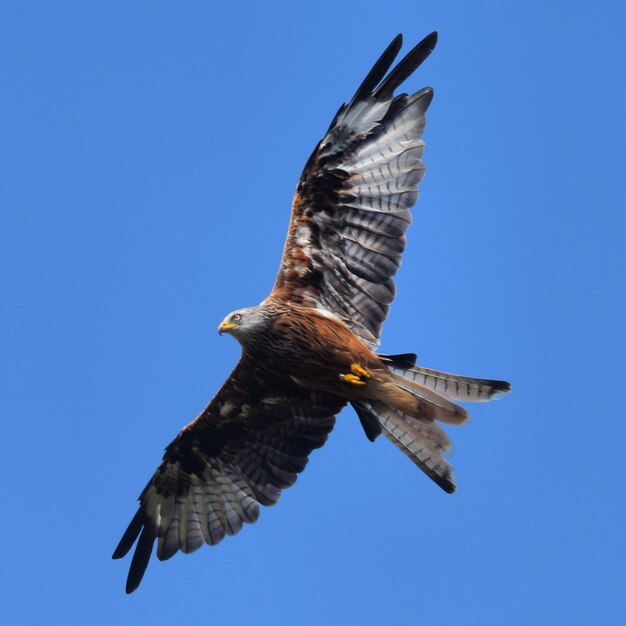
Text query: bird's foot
340 364 371 387
350 363 371 379
340 374 366 386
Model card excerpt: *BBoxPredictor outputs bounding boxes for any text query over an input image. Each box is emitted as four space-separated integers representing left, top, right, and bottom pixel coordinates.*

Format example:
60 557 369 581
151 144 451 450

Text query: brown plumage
113 32 510 594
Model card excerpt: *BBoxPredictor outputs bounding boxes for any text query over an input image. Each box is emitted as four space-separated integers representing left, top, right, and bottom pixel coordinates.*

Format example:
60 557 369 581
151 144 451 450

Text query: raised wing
113 356 345 593
271 32 437 349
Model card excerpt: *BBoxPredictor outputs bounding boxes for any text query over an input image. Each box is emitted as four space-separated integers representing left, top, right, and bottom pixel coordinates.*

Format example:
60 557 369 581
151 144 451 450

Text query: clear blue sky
2 2 625 624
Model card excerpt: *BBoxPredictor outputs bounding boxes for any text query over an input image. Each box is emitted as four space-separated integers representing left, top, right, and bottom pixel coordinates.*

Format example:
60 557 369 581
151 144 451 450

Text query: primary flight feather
113 32 510 593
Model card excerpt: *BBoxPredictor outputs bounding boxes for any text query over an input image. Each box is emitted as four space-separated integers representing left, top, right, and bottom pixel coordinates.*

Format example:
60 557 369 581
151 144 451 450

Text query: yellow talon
341 373 367 387
350 363 371 379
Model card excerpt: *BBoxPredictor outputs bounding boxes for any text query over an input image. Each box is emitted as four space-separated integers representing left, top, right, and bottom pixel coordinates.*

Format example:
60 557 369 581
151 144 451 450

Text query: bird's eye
232 314 242 323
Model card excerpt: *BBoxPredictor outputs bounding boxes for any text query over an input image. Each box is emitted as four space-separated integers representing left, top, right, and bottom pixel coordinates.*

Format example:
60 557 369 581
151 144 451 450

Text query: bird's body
113 32 511 594
242 301 381 393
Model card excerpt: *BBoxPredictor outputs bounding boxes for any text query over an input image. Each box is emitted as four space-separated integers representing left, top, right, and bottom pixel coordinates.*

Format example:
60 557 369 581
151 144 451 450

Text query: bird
113 31 510 594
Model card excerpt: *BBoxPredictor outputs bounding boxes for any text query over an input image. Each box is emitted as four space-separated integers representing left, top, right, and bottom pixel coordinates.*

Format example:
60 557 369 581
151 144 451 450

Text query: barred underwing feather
352 143 424 176
342 227 405 258
342 242 399 283
350 169 425 195
342 207 410 238
159 517 179 560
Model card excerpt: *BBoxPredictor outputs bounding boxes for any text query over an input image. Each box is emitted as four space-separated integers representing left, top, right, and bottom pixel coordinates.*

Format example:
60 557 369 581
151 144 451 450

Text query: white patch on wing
289 375 307 387
295 225 311 247
314 307 343 323
220 401 236 417
261 395 284 406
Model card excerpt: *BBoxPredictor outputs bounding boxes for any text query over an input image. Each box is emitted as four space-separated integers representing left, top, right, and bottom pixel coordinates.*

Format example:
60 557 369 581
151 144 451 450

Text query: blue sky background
2 2 625 624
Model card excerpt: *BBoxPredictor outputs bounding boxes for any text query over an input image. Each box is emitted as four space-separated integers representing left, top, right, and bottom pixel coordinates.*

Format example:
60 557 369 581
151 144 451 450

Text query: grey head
217 306 271 346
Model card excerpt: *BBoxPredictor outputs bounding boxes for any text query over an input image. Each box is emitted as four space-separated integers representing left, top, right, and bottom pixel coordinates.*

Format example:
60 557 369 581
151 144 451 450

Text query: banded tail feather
390 363 511 403
354 400 456 493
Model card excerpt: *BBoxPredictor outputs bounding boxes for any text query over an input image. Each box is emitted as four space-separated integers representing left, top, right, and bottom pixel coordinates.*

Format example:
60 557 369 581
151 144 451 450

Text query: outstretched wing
113 356 345 593
271 32 437 349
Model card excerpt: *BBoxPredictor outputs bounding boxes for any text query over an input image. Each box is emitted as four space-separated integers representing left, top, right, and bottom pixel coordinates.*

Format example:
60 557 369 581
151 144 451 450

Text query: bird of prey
113 31 510 594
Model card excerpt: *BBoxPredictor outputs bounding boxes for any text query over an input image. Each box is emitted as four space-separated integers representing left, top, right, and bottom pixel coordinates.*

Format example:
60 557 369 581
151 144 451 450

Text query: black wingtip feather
112 508 155 594
112 508 143 560
346 33 403 109
374 31 438 99
125 525 156 594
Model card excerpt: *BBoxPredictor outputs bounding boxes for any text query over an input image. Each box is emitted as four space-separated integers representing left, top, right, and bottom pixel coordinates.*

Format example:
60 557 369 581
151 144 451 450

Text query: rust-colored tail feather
391 373 470 425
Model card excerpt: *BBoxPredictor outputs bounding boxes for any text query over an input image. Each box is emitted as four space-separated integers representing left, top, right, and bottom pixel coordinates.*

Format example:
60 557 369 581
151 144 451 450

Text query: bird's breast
243 307 380 391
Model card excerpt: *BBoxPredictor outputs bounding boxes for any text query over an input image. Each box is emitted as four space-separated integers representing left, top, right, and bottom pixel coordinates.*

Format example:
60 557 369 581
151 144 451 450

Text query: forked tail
353 356 510 492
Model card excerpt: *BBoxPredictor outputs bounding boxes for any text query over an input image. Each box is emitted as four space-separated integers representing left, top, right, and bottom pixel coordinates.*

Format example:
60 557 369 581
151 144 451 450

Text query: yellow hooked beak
218 321 237 335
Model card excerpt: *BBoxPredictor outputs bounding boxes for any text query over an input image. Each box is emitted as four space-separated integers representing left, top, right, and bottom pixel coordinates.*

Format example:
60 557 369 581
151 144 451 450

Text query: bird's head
218 306 270 345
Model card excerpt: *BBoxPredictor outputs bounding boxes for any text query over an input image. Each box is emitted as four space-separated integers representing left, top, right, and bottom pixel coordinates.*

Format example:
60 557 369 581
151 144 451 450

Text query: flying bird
113 31 510 593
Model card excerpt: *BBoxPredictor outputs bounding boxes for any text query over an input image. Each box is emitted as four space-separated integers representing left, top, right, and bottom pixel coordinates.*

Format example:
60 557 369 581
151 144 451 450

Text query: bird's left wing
113 355 345 593
270 32 437 349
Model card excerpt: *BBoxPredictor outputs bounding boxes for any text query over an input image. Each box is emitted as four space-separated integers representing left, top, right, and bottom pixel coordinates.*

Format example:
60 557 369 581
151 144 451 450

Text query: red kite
113 32 510 593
